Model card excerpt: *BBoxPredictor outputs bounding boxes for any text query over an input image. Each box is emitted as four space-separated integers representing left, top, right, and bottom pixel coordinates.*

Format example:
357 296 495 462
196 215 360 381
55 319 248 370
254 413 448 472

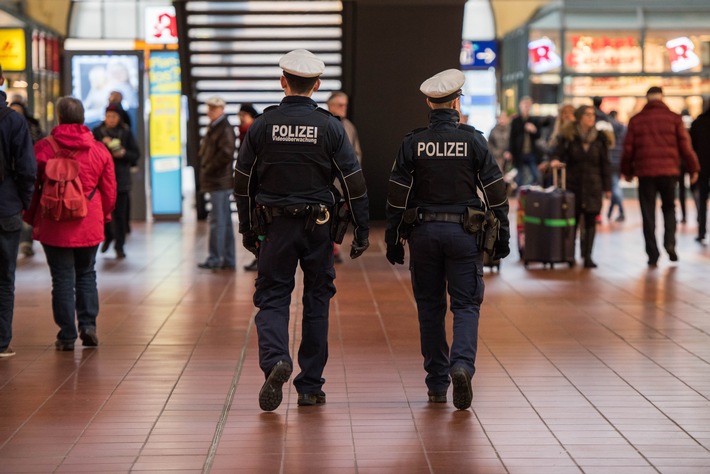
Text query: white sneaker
0 346 16 358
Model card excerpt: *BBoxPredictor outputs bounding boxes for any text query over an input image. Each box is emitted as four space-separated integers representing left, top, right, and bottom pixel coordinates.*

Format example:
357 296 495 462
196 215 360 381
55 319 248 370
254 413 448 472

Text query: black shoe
100 239 112 253
298 390 326 406
615 215 625 222
259 361 292 411
197 261 219 270
668 249 678 262
243 259 258 272
696 236 707 245
427 391 447 403
79 328 99 347
55 340 74 351
116 249 126 259
648 259 658 268
583 259 597 269
221 264 236 271
451 367 473 410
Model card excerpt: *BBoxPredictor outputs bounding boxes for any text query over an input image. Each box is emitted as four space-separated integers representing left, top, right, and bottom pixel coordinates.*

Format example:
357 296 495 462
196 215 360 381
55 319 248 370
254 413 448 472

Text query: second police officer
385 69 510 410
234 49 370 412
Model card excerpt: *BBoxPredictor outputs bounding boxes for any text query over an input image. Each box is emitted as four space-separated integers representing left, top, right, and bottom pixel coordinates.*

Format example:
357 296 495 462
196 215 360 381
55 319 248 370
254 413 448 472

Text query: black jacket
234 95 369 242
691 110 710 180
386 108 510 247
508 114 543 166
92 123 140 193
552 123 612 214
0 92 36 218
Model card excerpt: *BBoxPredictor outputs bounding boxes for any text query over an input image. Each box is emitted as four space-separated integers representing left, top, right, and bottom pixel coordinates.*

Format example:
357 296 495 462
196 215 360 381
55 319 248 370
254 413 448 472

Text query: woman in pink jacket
25 97 116 351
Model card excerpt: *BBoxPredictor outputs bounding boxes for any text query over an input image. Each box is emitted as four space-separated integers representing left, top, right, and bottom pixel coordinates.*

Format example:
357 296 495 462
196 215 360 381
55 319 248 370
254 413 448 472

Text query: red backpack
39 137 95 221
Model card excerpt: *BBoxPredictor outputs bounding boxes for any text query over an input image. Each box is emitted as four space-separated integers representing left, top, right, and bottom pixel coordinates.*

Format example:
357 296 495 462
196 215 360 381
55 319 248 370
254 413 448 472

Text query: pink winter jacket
25 124 117 248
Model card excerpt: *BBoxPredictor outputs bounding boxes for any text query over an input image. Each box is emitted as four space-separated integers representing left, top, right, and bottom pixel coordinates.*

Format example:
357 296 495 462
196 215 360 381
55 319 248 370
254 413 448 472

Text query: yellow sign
150 95 181 156
0 29 26 71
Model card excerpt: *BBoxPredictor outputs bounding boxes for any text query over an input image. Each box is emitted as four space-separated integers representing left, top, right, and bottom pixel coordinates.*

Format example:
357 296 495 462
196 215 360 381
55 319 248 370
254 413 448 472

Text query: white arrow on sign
475 48 496 64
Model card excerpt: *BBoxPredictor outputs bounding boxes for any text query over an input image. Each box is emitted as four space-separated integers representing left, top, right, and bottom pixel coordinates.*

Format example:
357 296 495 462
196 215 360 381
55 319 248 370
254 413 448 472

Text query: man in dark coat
508 96 543 187
197 96 237 270
0 65 37 358
691 103 710 244
621 87 700 266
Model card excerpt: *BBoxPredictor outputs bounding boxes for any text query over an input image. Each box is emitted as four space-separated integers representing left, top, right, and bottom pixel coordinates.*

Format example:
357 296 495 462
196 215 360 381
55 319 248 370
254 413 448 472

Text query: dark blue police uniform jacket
385 108 509 393
234 95 369 394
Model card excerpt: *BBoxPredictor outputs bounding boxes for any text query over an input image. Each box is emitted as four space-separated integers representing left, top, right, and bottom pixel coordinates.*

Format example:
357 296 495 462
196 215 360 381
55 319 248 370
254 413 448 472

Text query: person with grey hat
197 95 237 270
620 86 699 267
234 49 370 411
385 69 510 410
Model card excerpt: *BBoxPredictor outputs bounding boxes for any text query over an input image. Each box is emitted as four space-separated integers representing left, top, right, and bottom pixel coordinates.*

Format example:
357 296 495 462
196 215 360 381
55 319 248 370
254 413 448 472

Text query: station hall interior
2 0 710 472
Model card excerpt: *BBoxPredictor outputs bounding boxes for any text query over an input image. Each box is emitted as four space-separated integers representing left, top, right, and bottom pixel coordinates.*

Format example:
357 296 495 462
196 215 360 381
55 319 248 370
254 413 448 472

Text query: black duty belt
421 212 464 223
269 205 311 217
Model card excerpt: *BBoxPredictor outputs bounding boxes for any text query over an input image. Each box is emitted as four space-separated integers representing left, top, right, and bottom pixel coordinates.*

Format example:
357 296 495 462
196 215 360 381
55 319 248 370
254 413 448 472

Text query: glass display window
565 31 642 73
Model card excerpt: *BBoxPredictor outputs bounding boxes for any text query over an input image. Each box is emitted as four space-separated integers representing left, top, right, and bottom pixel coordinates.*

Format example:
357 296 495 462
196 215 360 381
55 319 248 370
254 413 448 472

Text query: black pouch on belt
463 207 486 235
400 207 421 240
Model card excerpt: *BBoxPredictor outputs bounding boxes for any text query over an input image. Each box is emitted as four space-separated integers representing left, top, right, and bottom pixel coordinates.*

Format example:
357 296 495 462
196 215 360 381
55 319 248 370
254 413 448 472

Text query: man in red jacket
621 87 699 267
27 97 116 350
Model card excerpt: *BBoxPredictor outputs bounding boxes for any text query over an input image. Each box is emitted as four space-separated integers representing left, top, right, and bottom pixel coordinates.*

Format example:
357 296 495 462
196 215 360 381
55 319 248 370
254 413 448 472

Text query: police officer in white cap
385 68 510 410
235 49 370 411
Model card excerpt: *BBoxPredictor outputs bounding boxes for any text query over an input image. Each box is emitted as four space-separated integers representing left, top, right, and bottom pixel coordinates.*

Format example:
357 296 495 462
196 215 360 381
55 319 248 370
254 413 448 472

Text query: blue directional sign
460 40 498 69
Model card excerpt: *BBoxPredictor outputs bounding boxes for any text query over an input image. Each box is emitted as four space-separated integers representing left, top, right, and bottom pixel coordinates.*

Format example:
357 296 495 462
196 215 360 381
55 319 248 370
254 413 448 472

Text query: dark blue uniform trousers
254 215 335 395
408 222 484 393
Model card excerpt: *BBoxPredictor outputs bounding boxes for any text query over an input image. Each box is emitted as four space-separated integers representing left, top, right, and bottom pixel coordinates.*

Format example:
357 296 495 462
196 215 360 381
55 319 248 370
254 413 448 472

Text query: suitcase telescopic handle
553 163 566 190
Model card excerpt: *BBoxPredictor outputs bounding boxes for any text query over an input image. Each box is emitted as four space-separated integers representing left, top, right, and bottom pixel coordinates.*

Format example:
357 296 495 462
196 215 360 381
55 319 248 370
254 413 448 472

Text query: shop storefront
502 0 710 120
0 5 62 132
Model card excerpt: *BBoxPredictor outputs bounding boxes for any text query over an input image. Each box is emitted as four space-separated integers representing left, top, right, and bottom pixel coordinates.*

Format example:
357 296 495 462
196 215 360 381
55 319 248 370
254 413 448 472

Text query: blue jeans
607 173 625 218
0 213 22 350
42 244 100 344
515 153 540 187
206 189 235 267
408 221 485 393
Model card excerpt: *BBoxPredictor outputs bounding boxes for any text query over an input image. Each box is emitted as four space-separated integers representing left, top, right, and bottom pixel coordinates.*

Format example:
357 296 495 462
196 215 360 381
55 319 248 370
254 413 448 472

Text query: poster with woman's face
71 54 140 133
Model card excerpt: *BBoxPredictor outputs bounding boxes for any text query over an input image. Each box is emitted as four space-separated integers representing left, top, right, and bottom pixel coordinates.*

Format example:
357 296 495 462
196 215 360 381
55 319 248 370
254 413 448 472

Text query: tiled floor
2 199 710 473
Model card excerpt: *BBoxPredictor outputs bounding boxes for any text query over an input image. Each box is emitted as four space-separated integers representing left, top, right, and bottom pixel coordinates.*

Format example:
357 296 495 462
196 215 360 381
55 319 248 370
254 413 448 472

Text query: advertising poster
70 54 140 133
149 51 182 216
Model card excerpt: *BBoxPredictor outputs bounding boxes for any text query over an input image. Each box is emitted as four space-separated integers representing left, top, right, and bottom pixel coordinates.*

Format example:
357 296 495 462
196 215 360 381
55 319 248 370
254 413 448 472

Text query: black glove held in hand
350 238 369 259
492 241 510 260
386 243 404 265
242 232 259 258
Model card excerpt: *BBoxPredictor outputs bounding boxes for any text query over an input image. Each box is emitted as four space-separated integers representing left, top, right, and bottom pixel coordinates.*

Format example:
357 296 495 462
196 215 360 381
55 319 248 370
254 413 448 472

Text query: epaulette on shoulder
263 105 279 113
315 107 334 118
458 123 482 135
406 127 428 137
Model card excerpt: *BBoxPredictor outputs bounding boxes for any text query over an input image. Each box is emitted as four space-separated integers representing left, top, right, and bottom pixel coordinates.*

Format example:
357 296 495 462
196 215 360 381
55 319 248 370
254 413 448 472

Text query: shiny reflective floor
2 199 710 473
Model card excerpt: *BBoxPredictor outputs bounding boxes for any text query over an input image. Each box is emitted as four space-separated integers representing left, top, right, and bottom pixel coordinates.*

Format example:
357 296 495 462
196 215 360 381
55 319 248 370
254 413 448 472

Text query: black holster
252 205 272 236
331 200 351 244
482 210 500 255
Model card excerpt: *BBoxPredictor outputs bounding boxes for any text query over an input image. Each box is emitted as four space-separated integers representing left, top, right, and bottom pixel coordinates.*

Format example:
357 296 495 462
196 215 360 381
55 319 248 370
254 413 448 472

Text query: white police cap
206 96 226 107
279 49 325 78
420 69 465 103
